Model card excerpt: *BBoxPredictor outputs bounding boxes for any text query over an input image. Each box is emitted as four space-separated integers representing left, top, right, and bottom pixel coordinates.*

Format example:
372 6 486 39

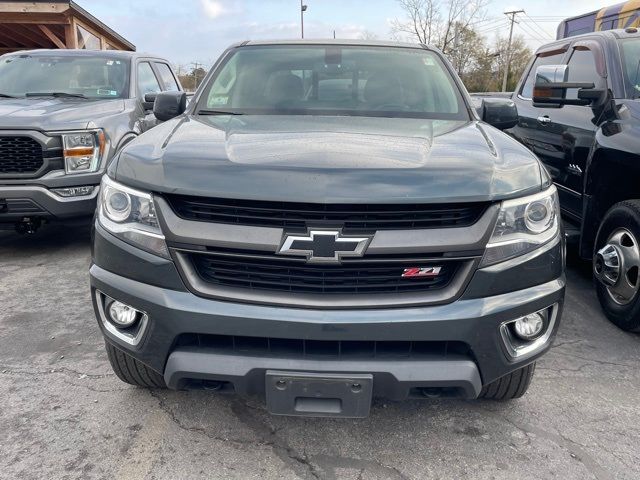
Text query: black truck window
565 48 600 99
520 52 565 99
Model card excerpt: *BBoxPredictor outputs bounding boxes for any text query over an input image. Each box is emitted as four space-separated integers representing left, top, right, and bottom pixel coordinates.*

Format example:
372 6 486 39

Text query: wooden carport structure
0 1 135 54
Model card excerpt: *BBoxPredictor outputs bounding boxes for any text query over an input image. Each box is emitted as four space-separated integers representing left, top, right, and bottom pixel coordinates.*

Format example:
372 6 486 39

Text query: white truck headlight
481 186 559 267
98 176 169 258
61 129 106 174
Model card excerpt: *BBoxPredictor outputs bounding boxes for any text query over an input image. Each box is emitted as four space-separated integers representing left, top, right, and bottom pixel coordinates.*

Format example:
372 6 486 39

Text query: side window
520 52 565 99
137 62 161 98
154 63 180 91
566 48 600 99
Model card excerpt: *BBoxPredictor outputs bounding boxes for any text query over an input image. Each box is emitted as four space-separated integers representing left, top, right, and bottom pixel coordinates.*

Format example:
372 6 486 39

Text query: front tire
594 201 640 332
479 363 536 400
105 343 166 388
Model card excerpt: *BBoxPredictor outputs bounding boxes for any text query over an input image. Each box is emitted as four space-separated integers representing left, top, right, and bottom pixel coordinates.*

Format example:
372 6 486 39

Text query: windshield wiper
0 93 17 98
25 92 88 99
197 109 244 116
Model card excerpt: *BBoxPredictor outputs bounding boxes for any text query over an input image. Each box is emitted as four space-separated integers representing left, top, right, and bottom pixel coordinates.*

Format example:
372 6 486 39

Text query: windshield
196 45 468 120
0 54 130 99
620 38 640 99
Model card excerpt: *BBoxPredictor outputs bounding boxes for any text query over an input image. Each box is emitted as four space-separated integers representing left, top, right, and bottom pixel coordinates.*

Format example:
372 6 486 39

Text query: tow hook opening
15 217 42 235
177 378 233 392
412 387 467 399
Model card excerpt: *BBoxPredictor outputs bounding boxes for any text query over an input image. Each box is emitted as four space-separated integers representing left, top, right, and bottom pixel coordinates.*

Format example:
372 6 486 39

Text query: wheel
105 342 166 388
479 363 536 400
593 201 640 332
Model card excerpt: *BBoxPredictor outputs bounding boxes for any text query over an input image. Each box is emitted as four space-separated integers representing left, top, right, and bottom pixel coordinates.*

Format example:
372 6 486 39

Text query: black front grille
0 137 44 174
165 194 488 230
189 251 459 295
176 333 471 360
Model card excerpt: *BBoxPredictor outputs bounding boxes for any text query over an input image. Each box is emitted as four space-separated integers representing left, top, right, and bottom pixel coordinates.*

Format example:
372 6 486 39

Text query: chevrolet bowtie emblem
277 229 373 264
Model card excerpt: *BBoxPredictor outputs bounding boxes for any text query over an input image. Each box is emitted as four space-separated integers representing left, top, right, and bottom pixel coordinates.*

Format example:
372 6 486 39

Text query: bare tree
391 0 489 54
390 0 440 45
358 30 379 40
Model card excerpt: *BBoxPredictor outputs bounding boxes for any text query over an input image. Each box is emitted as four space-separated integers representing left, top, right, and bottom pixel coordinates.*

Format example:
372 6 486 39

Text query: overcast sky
78 0 625 68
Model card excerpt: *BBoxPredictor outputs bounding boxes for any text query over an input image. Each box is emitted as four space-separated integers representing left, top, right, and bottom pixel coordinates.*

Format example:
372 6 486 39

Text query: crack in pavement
148 390 258 448
310 453 411 480
480 405 614 480
550 339 587 349
0 365 114 379
549 351 638 369
230 399 322 480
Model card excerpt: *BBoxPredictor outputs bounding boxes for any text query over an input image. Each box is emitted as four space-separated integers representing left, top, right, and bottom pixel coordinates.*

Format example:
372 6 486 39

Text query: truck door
541 43 607 220
510 48 569 196
511 42 606 221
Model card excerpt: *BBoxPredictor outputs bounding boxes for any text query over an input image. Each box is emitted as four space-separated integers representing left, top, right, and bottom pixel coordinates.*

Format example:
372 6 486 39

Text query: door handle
537 115 551 126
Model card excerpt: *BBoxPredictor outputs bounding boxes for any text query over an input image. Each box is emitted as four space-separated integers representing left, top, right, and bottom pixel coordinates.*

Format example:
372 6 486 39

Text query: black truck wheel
479 363 536 400
593 201 640 332
105 343 166 388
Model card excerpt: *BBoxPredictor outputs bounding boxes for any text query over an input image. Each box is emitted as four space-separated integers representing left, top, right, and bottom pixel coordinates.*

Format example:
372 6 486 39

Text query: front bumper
0 184 99 222
90 224 565 401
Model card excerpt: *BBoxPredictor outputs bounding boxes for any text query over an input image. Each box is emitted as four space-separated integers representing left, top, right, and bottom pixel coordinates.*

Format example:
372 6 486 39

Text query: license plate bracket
265 370 373 418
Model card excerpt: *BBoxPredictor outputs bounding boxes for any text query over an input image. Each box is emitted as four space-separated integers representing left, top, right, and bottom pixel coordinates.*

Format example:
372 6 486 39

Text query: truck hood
115 115 544 203
0 97 126 131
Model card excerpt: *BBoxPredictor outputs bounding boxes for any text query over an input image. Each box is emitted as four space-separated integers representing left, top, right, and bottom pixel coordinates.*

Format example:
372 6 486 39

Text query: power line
517 21 551 43
470 16 504 27
523 12 552 39
477 21 510 34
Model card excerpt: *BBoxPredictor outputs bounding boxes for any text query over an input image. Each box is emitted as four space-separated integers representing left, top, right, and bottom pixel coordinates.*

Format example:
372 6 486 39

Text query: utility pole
191 62 201 91
300 0 307 39
501 9 524 92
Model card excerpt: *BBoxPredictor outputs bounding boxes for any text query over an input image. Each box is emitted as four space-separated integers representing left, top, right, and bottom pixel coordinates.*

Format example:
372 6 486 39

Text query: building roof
0 1 135 53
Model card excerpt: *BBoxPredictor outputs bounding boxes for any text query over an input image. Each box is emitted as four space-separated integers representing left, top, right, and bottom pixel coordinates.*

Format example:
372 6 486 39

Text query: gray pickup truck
91 40 565 418
0 49 181 233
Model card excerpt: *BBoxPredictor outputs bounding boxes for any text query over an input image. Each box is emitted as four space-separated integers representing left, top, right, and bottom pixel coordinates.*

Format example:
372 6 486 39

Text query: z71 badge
401 267 442 278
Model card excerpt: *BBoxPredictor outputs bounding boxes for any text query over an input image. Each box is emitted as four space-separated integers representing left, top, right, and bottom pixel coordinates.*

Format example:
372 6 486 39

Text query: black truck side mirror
532 64 607 108
480 98 519 130
153 91 187 121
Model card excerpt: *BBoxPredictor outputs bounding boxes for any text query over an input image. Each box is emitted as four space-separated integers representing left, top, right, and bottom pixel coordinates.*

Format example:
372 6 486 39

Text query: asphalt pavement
1 224 639 480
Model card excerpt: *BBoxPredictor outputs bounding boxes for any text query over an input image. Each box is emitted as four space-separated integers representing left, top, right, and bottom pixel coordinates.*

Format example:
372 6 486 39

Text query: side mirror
153 91 187 121
532 64 606 108
481 98 518 130
142 92 157 111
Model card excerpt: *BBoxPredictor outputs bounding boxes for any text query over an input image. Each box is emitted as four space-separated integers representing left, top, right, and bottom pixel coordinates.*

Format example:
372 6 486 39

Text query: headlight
98 176 169 258
61 129 106 174
481 186 559 267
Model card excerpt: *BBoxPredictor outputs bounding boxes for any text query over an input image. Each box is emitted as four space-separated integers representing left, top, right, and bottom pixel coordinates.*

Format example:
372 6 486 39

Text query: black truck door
511 43 605 221
510 48 568 190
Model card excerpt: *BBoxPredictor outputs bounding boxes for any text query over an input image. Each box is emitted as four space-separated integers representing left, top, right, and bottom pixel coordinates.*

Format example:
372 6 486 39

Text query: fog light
107 301 140 328
513 313 545 340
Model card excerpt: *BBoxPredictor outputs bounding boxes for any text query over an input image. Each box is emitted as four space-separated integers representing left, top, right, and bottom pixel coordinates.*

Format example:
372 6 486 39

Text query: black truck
505 28 640 332
0 49 182 233
90 40 565 417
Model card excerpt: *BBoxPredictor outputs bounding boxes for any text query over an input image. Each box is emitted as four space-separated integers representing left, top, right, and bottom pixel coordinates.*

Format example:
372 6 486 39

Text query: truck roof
236 39 429 50
0 49 167 61
537 27 639 54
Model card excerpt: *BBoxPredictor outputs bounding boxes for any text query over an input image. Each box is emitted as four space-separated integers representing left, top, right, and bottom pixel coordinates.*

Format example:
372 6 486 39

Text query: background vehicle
0 49 181 233
557 1 640 39
90 40 564 418
504 28 640 331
